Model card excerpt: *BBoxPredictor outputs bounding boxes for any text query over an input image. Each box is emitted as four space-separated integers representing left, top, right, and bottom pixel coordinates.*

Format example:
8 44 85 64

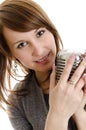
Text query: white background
0 0 86 129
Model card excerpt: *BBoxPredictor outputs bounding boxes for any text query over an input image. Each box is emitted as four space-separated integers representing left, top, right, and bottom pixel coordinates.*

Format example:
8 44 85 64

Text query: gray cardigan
8 74 78 130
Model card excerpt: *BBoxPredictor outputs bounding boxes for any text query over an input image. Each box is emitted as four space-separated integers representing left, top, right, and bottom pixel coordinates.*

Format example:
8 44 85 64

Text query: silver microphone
56 50 83 81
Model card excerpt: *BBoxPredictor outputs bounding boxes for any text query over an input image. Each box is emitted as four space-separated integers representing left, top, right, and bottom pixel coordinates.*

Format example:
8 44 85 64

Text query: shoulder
7 74 43 111
8 73 40 102
13 73 37 93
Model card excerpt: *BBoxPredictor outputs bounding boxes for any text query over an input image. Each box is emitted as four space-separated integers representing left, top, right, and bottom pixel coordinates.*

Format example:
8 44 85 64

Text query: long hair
0 0 63 109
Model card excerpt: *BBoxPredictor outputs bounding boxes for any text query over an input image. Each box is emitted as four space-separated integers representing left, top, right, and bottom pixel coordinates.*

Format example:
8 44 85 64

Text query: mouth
35 53 50 64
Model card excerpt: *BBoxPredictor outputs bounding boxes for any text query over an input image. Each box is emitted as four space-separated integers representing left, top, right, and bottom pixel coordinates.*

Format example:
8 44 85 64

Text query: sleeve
7 83 33 130
7 104 33 130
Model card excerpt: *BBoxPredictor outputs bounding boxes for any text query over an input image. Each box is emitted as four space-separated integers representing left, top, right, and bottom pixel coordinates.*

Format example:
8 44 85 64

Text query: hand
73 53 86 123
73 77 86 117
49 53 86 122
73 80 86 130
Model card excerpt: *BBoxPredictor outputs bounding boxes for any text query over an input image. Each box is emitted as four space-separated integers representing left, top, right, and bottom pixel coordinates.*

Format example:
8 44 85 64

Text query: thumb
49 64 56 92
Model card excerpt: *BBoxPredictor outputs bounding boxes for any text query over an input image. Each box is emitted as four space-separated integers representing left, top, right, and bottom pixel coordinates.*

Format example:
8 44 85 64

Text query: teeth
37 55 48 62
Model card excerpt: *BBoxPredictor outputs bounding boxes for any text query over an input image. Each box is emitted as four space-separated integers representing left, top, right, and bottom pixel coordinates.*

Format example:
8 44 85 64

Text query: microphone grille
56 50 83 81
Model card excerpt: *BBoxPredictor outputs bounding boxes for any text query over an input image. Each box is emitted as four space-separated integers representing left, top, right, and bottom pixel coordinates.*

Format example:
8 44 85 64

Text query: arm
7 101 32 130
73 109 86 130
7 83 33 130
45 110 68 130
45 54 86 130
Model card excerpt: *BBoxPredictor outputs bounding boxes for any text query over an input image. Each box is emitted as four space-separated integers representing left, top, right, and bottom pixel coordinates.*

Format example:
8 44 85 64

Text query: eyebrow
12 28 40 45
12 40 24 45
13 40 24 44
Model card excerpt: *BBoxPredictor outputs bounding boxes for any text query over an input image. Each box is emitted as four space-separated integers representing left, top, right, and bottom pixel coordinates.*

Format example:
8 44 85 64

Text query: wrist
45 110 68 130
73 111 86 130
73 110 86 121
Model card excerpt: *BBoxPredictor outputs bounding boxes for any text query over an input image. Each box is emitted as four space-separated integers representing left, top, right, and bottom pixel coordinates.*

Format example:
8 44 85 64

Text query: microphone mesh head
56 50 83 81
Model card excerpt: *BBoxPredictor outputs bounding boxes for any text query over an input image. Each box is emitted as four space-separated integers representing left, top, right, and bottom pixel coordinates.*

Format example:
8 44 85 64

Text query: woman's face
3 27 56 73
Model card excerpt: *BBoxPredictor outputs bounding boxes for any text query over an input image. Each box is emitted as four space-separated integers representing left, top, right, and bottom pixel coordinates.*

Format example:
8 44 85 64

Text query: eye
37 29 45 37
17 41 27 49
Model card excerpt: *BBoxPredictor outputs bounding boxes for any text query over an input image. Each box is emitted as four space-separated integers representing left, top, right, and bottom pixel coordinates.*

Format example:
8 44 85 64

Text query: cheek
17 56 32 68
47 36 56 53
13 51 31 65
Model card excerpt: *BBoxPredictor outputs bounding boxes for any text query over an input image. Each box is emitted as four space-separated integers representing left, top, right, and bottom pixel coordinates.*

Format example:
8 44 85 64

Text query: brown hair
0 0 63 109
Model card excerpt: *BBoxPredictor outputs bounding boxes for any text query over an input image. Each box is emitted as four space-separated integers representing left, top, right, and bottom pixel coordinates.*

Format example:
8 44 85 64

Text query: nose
32 42 44 56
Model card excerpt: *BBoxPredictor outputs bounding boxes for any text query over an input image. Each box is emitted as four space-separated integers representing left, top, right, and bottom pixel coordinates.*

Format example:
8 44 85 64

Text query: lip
35 53 50 64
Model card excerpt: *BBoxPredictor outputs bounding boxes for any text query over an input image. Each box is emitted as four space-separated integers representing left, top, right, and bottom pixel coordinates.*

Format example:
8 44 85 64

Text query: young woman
0 0 86 130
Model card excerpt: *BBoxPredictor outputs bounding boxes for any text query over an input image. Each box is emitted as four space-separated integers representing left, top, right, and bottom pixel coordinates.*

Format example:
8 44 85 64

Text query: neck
35 70 51 93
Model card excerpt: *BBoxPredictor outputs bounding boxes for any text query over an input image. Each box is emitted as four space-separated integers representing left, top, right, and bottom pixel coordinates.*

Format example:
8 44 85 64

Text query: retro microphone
56 49 83 81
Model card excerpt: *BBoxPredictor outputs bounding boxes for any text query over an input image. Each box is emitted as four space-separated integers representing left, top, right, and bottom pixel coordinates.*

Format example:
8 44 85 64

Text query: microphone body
56 50 83 81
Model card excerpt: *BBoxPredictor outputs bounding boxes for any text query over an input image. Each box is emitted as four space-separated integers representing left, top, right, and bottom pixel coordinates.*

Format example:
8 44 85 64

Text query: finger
83 74 86 93
50 64 56 91
69 58 86 86
59 53 76 85
75 76 85 91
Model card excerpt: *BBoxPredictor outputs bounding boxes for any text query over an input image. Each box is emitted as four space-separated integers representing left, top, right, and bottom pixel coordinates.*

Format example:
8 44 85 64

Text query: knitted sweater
8 74 79 130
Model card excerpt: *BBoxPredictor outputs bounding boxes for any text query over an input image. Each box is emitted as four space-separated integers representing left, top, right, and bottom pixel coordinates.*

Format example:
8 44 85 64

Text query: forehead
3 27 36 43
3 27 36 36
